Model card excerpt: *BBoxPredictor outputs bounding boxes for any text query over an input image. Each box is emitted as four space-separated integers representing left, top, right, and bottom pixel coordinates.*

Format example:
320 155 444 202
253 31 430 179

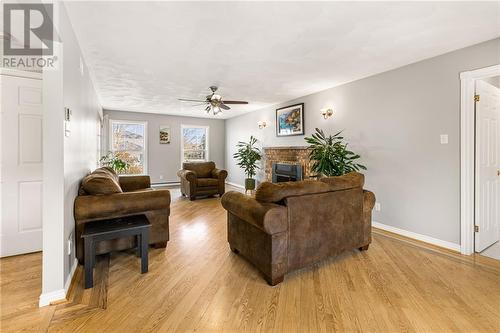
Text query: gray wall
42 3 102 298
103 110 226 184
225 38 500 245
61 4 103 288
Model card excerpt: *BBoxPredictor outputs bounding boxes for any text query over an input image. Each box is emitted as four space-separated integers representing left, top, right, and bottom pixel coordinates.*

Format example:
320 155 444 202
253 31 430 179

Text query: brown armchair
221 172 375 286
177 161 227 200
74 167 170 264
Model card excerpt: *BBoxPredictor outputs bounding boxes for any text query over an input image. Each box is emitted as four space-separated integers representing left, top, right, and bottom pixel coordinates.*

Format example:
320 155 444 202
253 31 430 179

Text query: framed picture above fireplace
276 103 304 137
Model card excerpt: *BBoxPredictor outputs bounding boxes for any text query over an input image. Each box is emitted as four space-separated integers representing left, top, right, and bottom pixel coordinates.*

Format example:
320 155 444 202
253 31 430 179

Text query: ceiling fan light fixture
179 86 248 116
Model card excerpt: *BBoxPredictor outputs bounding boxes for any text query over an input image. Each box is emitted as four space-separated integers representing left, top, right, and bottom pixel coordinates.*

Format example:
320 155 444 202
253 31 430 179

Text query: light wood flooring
1 187 500 332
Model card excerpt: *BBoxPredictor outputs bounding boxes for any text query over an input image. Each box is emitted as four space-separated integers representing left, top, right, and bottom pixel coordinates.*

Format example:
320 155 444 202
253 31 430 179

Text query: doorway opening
460 64 500 257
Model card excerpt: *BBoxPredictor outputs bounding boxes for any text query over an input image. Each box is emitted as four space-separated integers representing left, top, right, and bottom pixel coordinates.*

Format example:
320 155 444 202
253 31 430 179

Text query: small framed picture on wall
159 125 171 144
276 103 304 137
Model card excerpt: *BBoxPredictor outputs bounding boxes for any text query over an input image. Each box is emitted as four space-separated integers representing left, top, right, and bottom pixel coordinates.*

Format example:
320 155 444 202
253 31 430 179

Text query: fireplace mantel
263 146 309 150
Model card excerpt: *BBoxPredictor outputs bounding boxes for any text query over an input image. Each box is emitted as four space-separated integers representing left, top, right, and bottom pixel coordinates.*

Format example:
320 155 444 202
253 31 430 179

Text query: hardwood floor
1 187 500 332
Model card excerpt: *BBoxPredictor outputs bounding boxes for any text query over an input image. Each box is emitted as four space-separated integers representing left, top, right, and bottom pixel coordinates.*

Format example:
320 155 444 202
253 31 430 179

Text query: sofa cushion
82 172 122 195
183 162 215 178
319 172 364 190
93 167 119 182
255 172 365 203
255 180 332 203
197 178 219 187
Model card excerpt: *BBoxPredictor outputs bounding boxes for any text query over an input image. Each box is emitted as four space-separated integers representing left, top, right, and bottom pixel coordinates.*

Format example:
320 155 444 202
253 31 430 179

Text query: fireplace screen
272 163 303 183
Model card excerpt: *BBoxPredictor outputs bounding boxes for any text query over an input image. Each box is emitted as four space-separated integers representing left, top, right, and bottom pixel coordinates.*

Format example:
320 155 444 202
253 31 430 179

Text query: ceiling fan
178 86 248 115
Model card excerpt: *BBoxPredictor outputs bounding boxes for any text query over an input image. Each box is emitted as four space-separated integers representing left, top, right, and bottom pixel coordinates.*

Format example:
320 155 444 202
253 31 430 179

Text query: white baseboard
152 182 180 187
39 258 78 307
226 181 245 190
372 221 460 252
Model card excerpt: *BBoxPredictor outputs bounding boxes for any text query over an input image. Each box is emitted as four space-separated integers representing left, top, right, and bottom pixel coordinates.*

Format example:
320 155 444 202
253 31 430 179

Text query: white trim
151 181 180 187
38 289 66 307
226 181 245 189
39 258 78 307
459 65 500 80
0 68 42 80
372 221 460 252
180 124 209 163
459 64 500 255
109 119 148 175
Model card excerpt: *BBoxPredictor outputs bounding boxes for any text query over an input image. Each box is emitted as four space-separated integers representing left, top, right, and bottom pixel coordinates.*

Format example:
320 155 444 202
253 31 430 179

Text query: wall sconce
258 121 267 129
321 108 333 120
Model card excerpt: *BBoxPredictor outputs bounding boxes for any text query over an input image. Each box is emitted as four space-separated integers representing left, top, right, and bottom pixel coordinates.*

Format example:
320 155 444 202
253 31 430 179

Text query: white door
0 71 43 257
475 80 500 252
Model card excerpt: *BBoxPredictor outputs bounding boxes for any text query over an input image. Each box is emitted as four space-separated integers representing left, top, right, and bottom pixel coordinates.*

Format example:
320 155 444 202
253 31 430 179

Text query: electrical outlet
375 202 381 211
159 175 164 180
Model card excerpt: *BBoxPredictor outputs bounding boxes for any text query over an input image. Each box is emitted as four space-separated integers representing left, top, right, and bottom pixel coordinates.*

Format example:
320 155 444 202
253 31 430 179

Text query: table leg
137 234 142 258
140 230 149 273
84 238 94 288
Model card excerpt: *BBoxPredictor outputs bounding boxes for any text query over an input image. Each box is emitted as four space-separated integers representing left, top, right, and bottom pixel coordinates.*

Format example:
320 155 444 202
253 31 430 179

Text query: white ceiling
65 1 500 119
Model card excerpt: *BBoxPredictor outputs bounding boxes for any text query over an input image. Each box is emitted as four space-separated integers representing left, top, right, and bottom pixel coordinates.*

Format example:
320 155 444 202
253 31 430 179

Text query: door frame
460 64 500 255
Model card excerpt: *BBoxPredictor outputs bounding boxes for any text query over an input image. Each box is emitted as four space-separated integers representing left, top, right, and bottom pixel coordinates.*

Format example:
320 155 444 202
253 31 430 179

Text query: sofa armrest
221 191 287 234
362 190 375 245
74 189 171 222
119 175 151 192
177 169 197 182
211 168 228 180
363 190 376 216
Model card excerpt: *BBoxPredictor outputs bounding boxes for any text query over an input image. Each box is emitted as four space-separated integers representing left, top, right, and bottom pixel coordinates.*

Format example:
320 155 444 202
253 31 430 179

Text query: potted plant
233 136 262 191
305 128 366 177
99 152 129 174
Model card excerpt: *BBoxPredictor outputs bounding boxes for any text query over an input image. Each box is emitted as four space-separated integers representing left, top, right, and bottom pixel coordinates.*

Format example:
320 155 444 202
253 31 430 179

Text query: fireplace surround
263 146 313 182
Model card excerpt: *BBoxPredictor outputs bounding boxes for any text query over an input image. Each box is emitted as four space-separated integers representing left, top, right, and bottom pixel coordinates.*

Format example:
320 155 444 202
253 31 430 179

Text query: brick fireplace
263 146 313 182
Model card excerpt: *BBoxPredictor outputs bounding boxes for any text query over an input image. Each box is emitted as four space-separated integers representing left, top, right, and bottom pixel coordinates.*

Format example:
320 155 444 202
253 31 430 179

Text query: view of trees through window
182 126 208 162
110 121 146 174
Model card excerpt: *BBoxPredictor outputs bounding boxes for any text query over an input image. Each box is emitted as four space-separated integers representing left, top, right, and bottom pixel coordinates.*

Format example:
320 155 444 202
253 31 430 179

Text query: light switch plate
375 202 381 211
67 238 72 255
440 134 448 144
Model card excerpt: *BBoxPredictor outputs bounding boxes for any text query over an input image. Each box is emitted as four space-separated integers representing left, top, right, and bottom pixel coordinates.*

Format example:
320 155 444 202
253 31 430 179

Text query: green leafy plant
305 128 366 177
99 152 129 173
233 136 262 190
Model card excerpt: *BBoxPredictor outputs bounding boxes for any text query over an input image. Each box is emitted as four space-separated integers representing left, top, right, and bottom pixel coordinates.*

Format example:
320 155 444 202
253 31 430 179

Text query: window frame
180 124 209 163
109 119 148 175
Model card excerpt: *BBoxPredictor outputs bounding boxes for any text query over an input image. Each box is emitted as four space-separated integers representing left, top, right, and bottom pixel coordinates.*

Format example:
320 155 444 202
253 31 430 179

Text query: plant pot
245 178 256 191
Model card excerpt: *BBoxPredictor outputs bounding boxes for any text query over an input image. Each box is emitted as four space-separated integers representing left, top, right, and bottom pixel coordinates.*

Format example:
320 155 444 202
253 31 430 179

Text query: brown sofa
74 167 170 264
221 172 375 285
177 161 228 200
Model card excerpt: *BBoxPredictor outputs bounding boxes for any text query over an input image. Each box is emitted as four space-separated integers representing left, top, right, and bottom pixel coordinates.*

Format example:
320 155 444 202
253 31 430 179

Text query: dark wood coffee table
81 215 150 289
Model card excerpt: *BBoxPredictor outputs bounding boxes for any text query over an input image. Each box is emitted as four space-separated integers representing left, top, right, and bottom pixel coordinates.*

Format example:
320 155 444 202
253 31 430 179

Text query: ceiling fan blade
219 103 230 110
178 98 207 102
223 100 248 105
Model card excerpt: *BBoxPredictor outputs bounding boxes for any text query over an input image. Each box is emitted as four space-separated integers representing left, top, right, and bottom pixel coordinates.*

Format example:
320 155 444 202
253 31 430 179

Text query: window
110 120 147 174
181 125 209 162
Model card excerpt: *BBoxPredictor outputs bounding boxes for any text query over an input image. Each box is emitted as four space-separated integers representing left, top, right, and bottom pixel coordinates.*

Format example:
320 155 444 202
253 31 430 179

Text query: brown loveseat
74 167 170 264
177 162 228 200
221 172 375 285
